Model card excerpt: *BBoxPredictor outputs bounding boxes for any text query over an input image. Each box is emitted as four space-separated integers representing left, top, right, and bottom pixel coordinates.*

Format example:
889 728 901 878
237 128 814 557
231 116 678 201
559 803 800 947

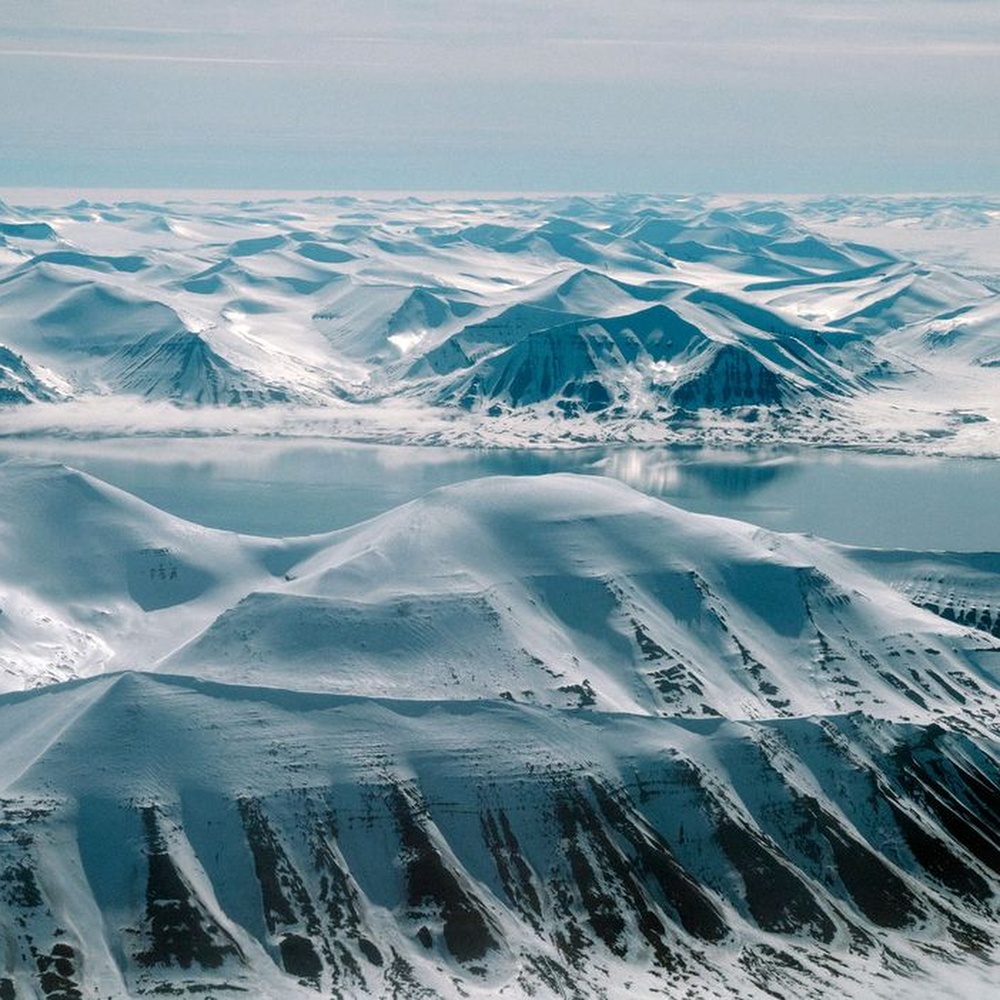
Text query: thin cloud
548 36 1000 56
0 48 288 65
1 0 996 190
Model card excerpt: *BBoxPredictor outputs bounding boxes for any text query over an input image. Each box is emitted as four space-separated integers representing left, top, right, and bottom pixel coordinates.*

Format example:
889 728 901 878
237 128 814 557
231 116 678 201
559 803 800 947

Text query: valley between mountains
2 461 1000 999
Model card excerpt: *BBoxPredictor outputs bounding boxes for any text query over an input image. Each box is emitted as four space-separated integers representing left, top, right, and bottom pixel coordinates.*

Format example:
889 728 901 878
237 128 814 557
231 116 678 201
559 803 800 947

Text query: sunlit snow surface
2 193 1000 998
1 463 1000 998
0 192 999 452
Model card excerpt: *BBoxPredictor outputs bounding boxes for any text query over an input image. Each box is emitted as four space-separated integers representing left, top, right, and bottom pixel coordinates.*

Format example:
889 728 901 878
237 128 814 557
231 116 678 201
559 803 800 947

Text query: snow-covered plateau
2 461 1000 999
0 192 999 453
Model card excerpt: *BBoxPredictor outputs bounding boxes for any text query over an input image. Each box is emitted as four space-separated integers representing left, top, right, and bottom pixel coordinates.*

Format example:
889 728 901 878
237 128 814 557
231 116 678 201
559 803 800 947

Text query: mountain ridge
1 456 999 994
2 668 999 999
1 194 997 452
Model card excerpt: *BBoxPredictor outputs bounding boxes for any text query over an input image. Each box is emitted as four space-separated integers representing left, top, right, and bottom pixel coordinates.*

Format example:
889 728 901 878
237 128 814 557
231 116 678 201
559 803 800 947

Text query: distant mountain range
2 461 1000 998
0 194 997 450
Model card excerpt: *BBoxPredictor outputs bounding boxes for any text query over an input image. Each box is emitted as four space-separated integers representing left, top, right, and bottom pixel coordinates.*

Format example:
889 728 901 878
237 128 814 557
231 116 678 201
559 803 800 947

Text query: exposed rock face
0 345 58 403
1 674 999 999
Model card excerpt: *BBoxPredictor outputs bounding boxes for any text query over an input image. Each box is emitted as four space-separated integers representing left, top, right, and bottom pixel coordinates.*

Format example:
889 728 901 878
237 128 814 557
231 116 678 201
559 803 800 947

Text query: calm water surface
1 438 997 551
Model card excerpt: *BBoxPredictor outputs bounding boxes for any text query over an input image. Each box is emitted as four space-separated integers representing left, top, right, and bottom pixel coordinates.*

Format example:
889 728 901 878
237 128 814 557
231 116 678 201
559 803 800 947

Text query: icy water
2 438 998 551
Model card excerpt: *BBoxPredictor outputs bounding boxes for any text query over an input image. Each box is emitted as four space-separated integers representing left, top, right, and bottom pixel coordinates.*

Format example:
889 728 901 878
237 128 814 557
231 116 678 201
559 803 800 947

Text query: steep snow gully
1 463 1000 998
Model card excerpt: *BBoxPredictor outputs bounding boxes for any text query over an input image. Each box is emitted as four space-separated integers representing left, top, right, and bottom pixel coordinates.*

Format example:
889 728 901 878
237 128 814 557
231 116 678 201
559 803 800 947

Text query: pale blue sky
1 1 997 191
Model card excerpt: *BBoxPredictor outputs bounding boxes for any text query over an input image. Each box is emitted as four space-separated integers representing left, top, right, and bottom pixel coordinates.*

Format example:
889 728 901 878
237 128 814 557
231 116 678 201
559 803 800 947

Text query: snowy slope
1 470 1000 998
0 459 323 688
165 474 1000 725
1 672 998 999
3 462 996 723
0 193 997 451
105 329 295 405
0 345 62 403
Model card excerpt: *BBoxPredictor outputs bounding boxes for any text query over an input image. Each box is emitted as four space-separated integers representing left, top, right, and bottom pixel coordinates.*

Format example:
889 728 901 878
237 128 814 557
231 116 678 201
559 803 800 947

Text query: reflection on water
684 459 795 499
590 449 685 495
596 448 798 501
0 438 996 551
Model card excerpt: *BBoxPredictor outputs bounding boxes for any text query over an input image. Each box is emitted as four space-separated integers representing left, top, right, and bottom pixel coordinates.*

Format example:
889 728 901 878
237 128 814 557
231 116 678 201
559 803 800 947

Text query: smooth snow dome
1 460 998 725
1 2 999 190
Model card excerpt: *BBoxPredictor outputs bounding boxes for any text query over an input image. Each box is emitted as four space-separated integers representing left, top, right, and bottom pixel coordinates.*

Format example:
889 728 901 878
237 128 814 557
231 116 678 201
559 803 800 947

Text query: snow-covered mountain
2 463 1000 998
106 329 294 405
1 194 997 451
0 459 322 688
3 672 999 1000
164 473 1000 724
0 345 61 404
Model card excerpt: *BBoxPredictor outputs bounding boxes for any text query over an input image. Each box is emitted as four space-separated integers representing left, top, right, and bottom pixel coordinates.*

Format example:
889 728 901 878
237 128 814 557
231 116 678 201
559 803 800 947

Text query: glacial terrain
2 191 999 999
2 461 1000 998
0 193 999 452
